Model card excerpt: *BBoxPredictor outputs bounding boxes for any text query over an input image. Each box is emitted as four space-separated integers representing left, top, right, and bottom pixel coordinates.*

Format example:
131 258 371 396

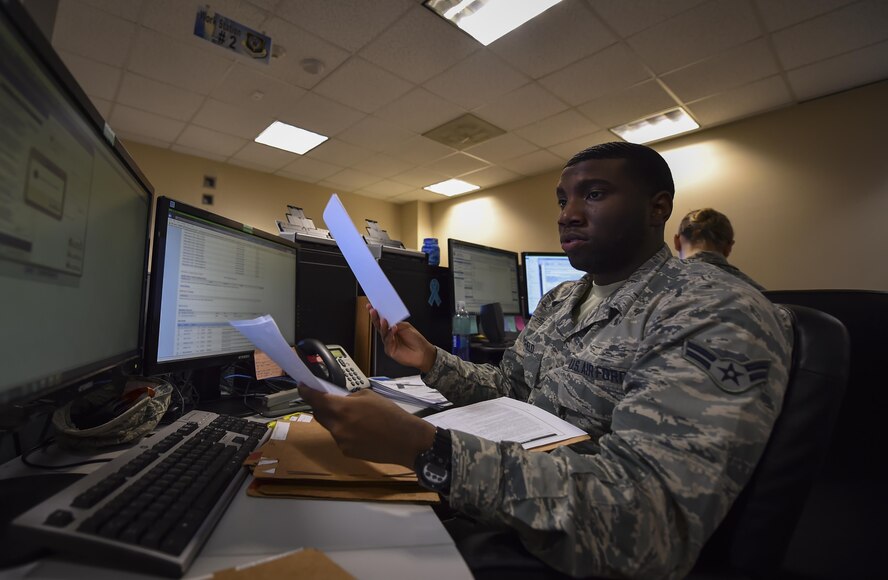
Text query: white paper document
369 375 451 410
323 194 409 325
424 397 588 449
229 315 347 396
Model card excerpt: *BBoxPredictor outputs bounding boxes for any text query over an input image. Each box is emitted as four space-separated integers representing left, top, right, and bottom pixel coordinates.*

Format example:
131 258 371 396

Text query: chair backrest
694 304 850 577
762 289 887 480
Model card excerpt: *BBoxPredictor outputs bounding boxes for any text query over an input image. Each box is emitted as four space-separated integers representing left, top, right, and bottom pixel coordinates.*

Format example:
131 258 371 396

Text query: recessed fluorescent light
424 0 563 46
424 179 481 196
610 107 699 144
255 121 328 154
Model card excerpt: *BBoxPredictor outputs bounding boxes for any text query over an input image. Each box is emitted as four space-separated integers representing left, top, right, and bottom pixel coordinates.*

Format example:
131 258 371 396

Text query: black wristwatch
414 427 453 495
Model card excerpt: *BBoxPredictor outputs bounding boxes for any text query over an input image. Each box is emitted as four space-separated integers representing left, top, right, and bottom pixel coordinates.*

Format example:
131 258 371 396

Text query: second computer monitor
144 197 297 377
448 239 520 315
521 252 585 318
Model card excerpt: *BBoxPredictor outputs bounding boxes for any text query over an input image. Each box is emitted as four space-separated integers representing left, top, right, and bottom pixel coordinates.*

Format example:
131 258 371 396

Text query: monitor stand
191 366 257 417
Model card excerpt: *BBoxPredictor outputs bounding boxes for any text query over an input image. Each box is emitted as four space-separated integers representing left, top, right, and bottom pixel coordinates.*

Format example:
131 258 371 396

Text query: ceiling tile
52 1 135 67
591 0 707 37
661 39 781 103
57 51 121 100
305 138 374 167
388 189 448 203
278 92 365 137
374 88 467 134
423 50 529 110
117 73 205 121
498 149 563 177
787 39 888 101
358 180 415 197
109 104 184 142
473 83 569 131
489 2 614 79
686 75 793 126
577 81 677 128
336 116 417 152
351 153 414 179
754 0 858 32
229 142 297 171
77 0 144 21
423 153 489 177
276 156 344 183
313 57 414 114
191 99 274 139
458 166 522 188
176 125 248 157
275 0 413 52
389 167 450 188
128 28 234 95
89 96 113 119
627 0 762 74
209 63 306 118
515 110 600 148
772 0 888 70
323 167 382 190
258 16 351 90
170 143 228 163
547 130 620 161
539 43 651 106
464 134 540 164
360 6 479 84
385 136 456 166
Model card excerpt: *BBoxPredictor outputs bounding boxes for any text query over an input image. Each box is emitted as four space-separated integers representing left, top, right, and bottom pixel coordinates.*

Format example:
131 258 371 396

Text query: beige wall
432 80 888 291
122 143 403 243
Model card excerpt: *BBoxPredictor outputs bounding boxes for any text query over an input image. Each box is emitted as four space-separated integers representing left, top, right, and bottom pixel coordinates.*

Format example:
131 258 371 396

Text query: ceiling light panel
425 0 563 46
255 121 328 154
610 108 699 144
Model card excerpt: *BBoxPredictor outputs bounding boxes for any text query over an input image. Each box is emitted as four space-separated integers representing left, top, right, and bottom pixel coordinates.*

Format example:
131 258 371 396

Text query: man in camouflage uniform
299 143 792 578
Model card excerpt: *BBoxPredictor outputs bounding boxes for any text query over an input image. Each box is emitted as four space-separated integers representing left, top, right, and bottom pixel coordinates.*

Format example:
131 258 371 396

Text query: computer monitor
143 197 297 396
521 252 585 318
0 0 152 411
448 239 521 315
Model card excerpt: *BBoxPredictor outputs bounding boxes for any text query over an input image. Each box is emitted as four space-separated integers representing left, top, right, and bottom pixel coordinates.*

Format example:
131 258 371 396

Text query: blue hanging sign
194 7 271 64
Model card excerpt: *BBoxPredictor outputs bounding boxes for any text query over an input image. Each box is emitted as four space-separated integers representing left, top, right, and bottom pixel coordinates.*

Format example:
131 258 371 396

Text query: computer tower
295 241 358 351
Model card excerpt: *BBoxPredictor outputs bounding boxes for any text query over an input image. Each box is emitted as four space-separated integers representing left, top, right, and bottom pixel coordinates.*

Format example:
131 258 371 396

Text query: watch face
422 462 448 486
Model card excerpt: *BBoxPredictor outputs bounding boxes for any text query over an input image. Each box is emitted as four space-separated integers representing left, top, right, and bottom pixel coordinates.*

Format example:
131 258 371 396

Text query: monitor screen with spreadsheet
0 0 151 408
143 197 297 376
521 252 585 318
447 239 521 315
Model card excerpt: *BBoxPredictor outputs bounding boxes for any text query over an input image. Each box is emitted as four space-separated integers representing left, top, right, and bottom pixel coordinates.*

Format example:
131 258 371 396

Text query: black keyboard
13 410 268 577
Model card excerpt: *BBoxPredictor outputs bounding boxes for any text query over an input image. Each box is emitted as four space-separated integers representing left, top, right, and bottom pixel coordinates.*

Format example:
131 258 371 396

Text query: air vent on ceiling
422 113 505 150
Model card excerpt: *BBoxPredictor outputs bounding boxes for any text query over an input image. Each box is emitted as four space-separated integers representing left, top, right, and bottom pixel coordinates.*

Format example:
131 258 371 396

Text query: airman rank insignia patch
683 340 771 394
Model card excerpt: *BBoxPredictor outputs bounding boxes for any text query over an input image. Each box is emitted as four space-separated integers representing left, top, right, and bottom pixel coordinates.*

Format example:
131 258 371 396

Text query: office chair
691 304 850 578
449 304 850 580
759 290 887 578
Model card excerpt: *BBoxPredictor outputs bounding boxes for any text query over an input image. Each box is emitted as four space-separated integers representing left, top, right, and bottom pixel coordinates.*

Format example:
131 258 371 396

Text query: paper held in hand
229 315 347 396
424 397 590 451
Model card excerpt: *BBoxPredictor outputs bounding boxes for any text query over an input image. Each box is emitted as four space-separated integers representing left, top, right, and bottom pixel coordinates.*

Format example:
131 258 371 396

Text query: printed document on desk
424 397 589 450
229 315 347 396
369 375 452 410
323 194 409 325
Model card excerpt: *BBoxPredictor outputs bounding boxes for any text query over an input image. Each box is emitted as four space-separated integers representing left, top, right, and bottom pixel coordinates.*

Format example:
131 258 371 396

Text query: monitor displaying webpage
524 254 584 316
155 210 296 363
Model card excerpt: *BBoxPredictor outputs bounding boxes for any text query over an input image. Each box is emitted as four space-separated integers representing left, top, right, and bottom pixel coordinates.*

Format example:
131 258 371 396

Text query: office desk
0 442 472 579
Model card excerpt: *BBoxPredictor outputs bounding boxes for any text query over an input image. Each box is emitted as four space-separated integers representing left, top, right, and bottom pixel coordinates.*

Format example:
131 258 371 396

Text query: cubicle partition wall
356 251 451 378
294 240 359 351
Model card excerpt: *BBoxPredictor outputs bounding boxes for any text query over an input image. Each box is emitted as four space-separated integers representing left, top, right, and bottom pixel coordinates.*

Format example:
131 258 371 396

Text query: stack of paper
245 415 438 504
369 375 452 411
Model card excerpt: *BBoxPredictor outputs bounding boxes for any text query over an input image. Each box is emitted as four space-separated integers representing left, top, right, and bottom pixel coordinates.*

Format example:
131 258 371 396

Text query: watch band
414 427 453 495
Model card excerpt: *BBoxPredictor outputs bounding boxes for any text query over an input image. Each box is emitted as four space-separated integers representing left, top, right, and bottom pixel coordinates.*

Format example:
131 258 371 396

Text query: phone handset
296 338 370 392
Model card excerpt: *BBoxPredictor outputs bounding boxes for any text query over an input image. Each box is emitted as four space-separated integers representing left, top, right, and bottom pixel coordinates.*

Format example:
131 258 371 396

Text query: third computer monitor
521 252 585 318
448 239 520 315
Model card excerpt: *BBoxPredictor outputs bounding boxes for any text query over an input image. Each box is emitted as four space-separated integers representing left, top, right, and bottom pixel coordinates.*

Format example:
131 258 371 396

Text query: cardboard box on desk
244 416 439 504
